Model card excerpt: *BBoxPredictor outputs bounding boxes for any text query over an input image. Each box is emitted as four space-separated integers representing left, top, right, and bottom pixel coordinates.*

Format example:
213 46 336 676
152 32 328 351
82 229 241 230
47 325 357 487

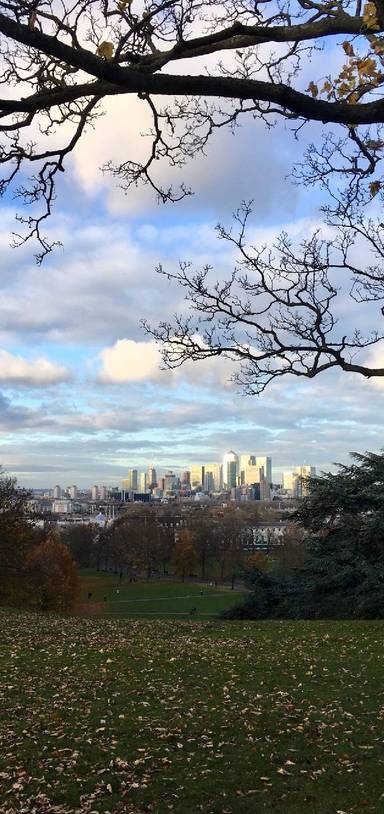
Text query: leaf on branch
362 2 380 30
369 180 381 196
117 0 132 12
307 81 318 98
342 41 355 57
97 41 115 59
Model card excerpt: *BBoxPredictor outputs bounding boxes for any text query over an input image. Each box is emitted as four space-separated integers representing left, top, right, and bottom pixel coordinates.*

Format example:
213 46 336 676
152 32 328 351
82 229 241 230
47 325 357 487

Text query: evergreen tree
224 452 384 619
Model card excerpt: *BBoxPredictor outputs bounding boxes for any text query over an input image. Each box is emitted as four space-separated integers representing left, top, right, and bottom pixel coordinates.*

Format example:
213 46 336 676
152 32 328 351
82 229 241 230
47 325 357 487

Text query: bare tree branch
143 202 384 393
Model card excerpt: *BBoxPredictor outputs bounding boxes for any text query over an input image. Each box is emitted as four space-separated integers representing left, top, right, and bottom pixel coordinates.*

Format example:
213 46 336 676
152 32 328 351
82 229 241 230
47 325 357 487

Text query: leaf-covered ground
0 609 383 813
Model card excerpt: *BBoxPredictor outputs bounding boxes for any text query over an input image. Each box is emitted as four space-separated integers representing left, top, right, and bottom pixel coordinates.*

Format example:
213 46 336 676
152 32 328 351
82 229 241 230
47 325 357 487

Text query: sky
1 47 384 487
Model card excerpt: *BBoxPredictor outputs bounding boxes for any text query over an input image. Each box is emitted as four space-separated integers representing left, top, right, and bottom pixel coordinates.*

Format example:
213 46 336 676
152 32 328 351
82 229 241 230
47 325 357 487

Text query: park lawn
78 571 247 619
0 609 384 814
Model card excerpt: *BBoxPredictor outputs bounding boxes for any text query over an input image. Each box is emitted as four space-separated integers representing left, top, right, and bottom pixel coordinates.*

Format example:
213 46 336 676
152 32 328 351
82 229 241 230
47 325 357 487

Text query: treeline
64 502 280 587
0 473 79 612
224 452 384 619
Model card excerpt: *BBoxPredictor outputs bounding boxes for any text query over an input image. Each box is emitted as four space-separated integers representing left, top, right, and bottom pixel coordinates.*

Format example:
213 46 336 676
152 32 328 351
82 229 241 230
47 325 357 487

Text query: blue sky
0 85 383 488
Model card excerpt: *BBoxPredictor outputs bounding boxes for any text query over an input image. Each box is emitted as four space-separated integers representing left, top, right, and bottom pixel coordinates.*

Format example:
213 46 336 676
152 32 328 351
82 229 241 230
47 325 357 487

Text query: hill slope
0 609 383 813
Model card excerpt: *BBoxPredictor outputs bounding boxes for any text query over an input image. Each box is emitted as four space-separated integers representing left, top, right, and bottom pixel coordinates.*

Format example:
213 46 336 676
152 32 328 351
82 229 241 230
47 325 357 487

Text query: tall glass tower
222 450 239 489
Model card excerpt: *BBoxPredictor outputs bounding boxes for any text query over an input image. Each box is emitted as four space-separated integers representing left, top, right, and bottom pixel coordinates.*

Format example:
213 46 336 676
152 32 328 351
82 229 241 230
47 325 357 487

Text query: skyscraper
203 463 222 492
255 456 272 485
138 471 148 492
222 451 238 489
122 469 138 491
190 464 204 490
147 466 157 489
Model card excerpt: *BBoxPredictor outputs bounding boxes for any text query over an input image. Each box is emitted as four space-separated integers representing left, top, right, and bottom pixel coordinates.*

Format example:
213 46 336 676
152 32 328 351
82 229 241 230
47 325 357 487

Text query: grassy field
78 570 247 620
0 610 383 813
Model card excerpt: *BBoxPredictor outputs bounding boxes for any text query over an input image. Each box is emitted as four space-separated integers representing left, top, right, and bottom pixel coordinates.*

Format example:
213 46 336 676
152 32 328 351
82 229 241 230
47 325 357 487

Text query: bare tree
144 200 384 391
2 1 384 258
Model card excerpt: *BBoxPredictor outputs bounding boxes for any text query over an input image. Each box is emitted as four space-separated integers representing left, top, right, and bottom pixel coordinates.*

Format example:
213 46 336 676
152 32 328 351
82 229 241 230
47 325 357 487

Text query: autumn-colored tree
25 533 79 612
171 529 198 581
245 551 270 573
213 509 249 588
0 472 44 606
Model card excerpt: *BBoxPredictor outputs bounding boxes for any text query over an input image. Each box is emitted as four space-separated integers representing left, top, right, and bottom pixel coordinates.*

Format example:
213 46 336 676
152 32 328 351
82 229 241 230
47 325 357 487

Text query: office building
203 463 222 492
147 466 157 489
190 464 203 490
255 456 272 485
223 451 238 489
122 469 138 491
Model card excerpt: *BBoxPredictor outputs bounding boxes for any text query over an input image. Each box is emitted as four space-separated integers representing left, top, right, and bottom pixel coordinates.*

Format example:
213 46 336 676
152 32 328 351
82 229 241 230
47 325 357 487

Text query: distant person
116 588 120 595
87 592 92 600
189 607 197 616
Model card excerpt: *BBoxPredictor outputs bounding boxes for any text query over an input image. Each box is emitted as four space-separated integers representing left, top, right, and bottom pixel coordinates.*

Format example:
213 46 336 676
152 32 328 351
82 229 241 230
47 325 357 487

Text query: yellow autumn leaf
117 0 131 12
362 2 380 30
369 180 381 196
307 81 318 98
96 41 115 59
342 41 355 57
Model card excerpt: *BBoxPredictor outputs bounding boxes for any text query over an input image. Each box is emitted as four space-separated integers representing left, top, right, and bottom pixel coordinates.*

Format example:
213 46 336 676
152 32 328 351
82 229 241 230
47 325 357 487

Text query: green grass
78 570 247 619
0 610 383 813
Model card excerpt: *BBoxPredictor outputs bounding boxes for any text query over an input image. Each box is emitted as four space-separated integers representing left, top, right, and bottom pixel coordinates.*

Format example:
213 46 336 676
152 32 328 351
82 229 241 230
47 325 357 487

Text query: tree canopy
2 0 384 258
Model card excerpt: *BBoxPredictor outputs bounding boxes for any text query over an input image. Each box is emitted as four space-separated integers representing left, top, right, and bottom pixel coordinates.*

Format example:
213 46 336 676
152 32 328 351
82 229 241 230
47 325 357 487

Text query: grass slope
78 571 247 619
0 609 383 813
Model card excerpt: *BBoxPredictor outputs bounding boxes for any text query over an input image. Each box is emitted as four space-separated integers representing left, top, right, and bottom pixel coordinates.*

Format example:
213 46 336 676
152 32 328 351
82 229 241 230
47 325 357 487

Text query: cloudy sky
1 58 384 488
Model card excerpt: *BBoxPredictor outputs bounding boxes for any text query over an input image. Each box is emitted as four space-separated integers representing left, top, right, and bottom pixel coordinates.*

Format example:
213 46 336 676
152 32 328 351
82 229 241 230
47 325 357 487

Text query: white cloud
0 350 71 386
98 338 161 383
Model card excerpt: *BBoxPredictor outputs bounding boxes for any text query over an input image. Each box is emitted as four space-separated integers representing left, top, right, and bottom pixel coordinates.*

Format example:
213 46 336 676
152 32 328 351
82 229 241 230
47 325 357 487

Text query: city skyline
31 451 313 491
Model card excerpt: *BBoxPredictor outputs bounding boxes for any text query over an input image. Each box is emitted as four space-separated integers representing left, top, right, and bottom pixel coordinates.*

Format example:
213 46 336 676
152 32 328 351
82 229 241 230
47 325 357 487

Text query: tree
270 522 308 573
213 509 246 587
25 531 80 612
223 450 384 619
0 471 43 605
2 0 384 262
187 511 218 579
171 528 198 580
63 523 96 568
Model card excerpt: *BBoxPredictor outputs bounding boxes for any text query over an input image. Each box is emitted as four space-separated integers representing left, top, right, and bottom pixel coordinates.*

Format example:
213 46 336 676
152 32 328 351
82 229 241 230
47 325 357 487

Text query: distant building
147 466 157 489
164 471 177 492
181 470 191 487
283 466 316 497
52 499 72 514
53 485 61 499
91 485 98 501
69 485 77 499
122 469 138 491
223 451 238 489
203 463 222 492
190 464 203 490
99 485 107 499
255 456 272 485
138 472 148 492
